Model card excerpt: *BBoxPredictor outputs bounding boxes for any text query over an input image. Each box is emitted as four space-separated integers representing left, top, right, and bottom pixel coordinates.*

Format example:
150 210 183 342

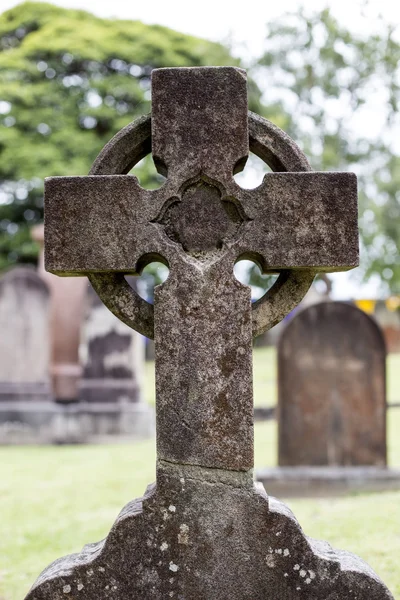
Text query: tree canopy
1 3 400 295
256 7 400 293
0 1 263 271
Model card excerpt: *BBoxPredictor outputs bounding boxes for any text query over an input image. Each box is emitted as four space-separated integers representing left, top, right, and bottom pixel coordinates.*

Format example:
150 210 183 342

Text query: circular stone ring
88 112 316 339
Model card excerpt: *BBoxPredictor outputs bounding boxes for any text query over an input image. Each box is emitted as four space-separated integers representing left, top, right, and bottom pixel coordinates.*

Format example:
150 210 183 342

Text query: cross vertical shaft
155 260 254 471
150 67 254 472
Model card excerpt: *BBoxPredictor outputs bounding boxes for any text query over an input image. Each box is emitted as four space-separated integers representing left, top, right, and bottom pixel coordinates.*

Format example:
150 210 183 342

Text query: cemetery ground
1 347 400 600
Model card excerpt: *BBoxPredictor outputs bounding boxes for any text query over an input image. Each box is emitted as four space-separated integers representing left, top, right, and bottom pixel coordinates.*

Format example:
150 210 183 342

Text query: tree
254 7 400 293
0 1 264 272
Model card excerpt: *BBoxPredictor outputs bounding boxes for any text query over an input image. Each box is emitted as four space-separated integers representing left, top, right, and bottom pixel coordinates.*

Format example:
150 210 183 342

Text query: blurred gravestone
374 299 400 354
79 283 152 439
0 267 52 442
0 267 50 402
26 67 393 599
278 301 386 467
32 224 87 401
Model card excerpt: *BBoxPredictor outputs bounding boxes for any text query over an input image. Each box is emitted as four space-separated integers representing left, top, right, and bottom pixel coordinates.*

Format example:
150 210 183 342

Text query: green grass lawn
1 347 400 599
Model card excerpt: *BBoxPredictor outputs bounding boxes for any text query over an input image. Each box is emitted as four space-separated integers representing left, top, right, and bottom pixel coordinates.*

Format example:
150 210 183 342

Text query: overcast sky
1 0 398 299
3 0 400 57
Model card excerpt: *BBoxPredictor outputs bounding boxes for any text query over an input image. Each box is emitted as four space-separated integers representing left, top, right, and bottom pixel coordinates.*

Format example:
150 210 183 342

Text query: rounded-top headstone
278 301 386 467
0 266 50 398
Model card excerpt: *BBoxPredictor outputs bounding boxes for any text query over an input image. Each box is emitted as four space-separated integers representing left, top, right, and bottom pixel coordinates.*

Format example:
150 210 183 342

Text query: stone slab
80 283 144 404
0 402 154 444
0 267 52 402
256 466 400 498
278 301 387 467
32 224 87 401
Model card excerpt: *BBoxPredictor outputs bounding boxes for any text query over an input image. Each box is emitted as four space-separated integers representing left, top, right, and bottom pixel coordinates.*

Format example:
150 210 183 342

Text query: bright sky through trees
2 0 399 299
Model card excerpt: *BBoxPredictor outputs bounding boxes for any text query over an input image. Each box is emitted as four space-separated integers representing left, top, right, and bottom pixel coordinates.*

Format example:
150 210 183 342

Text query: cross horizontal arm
233 171 358 271
44 175 171 275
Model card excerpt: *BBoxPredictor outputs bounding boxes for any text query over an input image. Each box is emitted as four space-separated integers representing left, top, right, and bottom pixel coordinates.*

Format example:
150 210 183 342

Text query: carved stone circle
88 112 316 339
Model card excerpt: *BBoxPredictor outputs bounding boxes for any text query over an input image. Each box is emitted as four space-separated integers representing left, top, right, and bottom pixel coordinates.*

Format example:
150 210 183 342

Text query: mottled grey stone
45 172 357 275
278 302 387 467
27 463 392 600
27 67 392 599
84 113 319 339
80 284 144 405
79 283 154 440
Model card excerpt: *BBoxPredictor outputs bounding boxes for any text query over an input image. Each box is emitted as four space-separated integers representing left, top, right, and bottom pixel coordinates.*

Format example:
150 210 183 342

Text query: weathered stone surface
154 254 253 471
27 464 391 600
32 224 87 401
151 67 249 180
79 283 154 439
80 284 144 404
278 301 387 467
0 267 51 403
27 67 392 599
84 113 318 339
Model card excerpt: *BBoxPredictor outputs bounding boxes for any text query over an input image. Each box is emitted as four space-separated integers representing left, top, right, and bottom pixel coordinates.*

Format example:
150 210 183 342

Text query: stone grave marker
278 301 387 467
79 283 153 438
0 267 53 442
26 67 393 599
0 267 51 402
32 224 87 402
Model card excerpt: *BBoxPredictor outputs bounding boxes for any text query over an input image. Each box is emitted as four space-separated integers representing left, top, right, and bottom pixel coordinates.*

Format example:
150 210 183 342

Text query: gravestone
26 67 393 599
79 283 153 439
374 299 400 353
0 267 53 442
0 267 50 402
32 224 87 401
278 301 387 467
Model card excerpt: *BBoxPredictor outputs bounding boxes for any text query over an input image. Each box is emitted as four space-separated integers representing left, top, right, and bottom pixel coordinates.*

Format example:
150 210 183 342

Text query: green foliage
2 3 398 292
0 2 259 271
256 7 400 292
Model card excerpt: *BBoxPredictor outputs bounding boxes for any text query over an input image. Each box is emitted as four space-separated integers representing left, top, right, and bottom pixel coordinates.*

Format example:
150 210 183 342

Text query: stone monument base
256 466 400 497
0 401 154 444
26 462 393 599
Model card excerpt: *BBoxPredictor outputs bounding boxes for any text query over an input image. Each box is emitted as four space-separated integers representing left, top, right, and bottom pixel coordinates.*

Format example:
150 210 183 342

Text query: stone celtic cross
27 68 393 599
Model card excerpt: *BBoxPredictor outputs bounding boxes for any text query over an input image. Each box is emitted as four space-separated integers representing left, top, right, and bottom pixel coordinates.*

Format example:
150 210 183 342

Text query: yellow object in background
355 299 377 315
386 297 400 312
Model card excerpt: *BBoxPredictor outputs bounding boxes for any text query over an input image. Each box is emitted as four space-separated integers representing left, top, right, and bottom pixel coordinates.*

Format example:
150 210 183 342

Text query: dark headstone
78 284 153 439
278 301 387 467
80 284 143 404
26 68 393 599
